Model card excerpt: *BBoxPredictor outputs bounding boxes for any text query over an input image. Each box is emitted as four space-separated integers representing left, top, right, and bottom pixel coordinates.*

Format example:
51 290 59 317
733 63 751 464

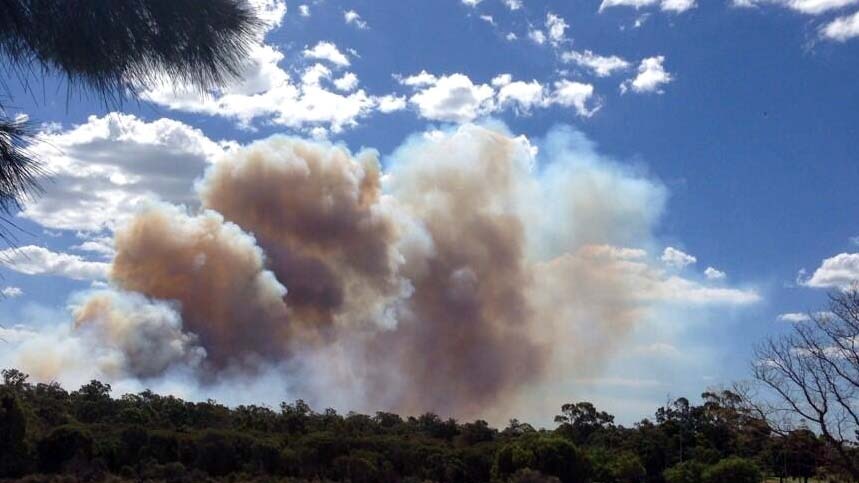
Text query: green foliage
0 387 31 477
494 435 591 483
701 457 762 483
0 367 838 482
663 460 706 483
37 425 95 473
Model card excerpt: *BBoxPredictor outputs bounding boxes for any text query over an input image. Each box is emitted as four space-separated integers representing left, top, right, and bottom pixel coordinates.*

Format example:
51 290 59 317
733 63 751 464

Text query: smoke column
6 124 674 420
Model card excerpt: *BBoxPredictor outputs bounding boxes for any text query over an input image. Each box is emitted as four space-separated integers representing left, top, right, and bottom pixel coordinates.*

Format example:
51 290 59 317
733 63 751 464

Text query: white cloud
528 28 547 45
22 114 228 232
480 14 496 25
599 0 696 12
704 266 726 280
552 80 600 117
408 74 496 122
497 80 547 113
492 74 513 87
736 0 858 14
503 0 523 9
397 70 439 87
777 312 810 322
777 311 833 322
298 4 310 17
546 13 569 44
248 0 288 27
661 247 696 268
333 72 359 91
303 41 351 67
73 236 116 259
621 56 673 94
1 286 23 298
143 42 382 133
0 246 110 281
661 0 697 11
377 95 408 113
657 276 761 304
821 10 859 41
398 73 598 121
804 253 859 289
506 32 519 41
344 10 369 29
462 0 483 5
562 50 631 77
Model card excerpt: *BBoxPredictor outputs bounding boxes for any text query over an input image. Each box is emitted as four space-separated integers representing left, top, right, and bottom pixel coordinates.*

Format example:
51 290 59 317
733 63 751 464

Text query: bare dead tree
753 289 859 479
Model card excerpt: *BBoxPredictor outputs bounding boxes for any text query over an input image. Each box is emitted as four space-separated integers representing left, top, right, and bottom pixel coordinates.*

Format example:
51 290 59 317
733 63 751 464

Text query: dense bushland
0 369 849 482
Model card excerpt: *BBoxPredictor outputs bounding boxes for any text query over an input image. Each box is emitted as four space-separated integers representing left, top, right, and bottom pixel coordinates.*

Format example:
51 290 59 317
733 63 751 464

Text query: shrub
702 457 761 483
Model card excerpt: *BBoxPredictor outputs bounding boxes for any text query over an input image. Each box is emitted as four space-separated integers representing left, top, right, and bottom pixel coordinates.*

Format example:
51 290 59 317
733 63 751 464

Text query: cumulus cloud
503 0 523 9
7 125 759 422
497 80 548 114
344 10 369 29
528 28 547 45
141 24 391 134
2 286 23 298
821 10 859 41
546 13 569 45
621 56 673 94
303 41 351 67
777 312 810 322
408 74 497 122
20 114 228 233
552 80 600 117
803 253 859 289
704 266 727 280
377 95 408 113
562 50 631 77
734 0 858 14
399 72 598 121
462 0 483 5
777 311 833 322
298 4 310 17
143 47 379 133
333 72 359 91
600 0 697 12
661 247 696 268
0 246 109 281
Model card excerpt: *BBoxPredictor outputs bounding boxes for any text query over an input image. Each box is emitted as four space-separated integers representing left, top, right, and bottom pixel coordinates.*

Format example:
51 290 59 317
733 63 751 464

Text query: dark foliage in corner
0 0 261 242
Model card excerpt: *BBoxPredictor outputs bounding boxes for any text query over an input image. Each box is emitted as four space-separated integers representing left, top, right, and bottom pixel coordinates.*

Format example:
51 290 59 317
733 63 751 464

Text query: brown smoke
57 124 675 419
109 203 293 367
198 137 404 331
72 290 205 378
366 128 546 417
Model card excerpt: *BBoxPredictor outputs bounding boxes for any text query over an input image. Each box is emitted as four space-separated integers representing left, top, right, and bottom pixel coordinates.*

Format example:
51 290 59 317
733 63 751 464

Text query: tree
0 0 260 242
663 460 706 483
494 436 592 483
700 457 761 483
554 401 615 445
753 289 859 479
0 388 29 476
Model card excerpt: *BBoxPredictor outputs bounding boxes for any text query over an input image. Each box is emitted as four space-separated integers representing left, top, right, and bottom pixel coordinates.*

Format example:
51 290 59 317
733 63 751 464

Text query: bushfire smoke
4 124 714 420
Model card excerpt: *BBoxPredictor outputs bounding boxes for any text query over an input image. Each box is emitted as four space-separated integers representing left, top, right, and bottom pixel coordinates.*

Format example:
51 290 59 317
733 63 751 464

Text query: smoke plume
7 124 738 421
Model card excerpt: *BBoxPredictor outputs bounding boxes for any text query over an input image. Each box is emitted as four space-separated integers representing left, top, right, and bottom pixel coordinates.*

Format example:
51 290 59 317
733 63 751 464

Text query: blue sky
2 0 859 424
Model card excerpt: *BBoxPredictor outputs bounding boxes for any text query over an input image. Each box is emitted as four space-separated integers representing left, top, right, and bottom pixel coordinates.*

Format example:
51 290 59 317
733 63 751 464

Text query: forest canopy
0 368 851 483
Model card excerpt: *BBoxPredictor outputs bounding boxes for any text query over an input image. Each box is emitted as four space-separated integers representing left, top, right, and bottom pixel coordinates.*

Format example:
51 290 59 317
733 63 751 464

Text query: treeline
0 368 848 482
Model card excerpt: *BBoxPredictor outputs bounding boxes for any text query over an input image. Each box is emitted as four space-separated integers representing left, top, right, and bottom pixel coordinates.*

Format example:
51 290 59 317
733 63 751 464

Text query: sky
2 0 859 425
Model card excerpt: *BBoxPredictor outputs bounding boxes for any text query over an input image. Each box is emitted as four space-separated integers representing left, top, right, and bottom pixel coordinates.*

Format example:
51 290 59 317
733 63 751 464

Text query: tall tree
753 289 859 479
0 0 261 242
